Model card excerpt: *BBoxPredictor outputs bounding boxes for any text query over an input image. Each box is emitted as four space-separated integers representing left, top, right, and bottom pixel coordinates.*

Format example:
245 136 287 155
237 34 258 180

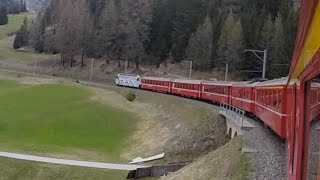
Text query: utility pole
189 61 192 79
225 63 229 81
90 58 94 81
125 60 128 74
262 50 267 79
244 49 267 79
34 59 37 74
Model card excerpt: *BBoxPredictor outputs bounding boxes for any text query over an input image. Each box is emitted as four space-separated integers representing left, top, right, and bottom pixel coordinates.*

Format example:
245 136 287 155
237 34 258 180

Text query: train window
262 90 266 105
264 90 267 105
268 91 272 106
275 91 279 110
265 91 268 106
246 89 250 99
278 92 282 111
269 91 272 107
272 91 276 109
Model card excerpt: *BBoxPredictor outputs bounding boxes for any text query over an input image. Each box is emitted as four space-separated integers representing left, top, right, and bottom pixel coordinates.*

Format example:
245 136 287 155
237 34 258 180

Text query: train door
306 77 320 180
289 77 320 180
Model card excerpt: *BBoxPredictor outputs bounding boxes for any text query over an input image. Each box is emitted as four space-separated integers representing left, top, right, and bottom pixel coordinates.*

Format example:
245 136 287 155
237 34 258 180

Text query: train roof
202 80 233 86
255 77 288 87
231 81 260 87
171 79 202 84
117 73 140 77
141 77 172 81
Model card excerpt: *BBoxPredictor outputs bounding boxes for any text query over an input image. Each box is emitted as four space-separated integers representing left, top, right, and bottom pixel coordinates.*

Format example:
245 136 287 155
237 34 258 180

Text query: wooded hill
0 0 28 25
21 0 299 79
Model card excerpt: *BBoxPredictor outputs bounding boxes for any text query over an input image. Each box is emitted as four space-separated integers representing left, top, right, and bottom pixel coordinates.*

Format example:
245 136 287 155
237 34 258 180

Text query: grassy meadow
0 156 127 180
0 79 138 162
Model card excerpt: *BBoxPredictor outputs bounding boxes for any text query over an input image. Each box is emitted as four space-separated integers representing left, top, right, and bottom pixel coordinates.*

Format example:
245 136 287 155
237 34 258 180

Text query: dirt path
0 151 148 171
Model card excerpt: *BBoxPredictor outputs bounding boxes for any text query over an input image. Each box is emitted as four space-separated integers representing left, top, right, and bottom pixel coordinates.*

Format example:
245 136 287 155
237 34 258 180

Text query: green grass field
0 157 127 180
0 79 138 162
0 13 54 61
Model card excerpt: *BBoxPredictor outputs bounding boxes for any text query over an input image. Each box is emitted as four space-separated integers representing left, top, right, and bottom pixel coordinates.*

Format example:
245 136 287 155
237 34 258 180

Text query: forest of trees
0 0 28 25
24 0 299 79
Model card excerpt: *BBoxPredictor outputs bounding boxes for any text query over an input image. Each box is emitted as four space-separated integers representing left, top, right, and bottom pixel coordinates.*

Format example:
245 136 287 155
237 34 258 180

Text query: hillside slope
164 137 249 180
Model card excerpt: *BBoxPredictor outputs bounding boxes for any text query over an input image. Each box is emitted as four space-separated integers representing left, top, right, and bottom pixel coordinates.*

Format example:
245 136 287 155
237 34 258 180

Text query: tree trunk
117 60 121 68
136 60 139 69
81 49 85 67
106 57 109 65
70 55 73 68
127 60 130 68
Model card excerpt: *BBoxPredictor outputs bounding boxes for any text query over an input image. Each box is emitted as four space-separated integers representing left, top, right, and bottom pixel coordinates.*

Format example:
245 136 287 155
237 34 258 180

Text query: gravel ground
307 120 320 180
242 118 287 180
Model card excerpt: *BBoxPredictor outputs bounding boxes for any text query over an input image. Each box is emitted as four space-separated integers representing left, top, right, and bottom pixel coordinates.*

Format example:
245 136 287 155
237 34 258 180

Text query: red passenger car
254 78 287 139
171 79 202 99
141 77 172 93
231 82 256 113
201 81 231 104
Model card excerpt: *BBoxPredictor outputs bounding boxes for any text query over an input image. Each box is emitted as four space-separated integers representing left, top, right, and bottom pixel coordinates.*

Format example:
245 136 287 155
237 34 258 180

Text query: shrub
125 92 136 102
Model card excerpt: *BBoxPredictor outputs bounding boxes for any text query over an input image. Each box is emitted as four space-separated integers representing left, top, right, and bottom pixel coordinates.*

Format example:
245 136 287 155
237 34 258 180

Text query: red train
125 76 320 139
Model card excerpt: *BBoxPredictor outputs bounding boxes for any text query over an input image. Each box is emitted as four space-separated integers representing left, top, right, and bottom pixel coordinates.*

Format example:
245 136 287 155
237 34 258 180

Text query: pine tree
0 0 8 25
171 0 208 61
97 0 122 60
124 0 153 68
267 14 287 78
216 12 244 71
282 7 298 68
148 0 175 63
13 17 29 49
259 16 275 50
185 17 213 70
29 12 45 52
21 0 27 12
